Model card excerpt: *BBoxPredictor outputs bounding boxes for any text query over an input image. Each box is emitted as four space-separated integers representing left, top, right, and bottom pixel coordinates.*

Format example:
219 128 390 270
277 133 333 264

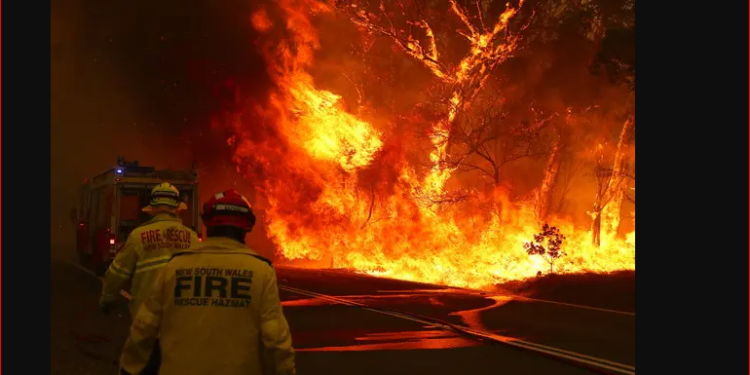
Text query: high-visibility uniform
119 237 296 375
100 213 199 316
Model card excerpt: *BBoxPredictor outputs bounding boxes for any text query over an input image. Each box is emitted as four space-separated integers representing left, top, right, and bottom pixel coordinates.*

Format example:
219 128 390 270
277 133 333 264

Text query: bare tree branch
457 162 496 180
360 184 377 229
413 187 472 206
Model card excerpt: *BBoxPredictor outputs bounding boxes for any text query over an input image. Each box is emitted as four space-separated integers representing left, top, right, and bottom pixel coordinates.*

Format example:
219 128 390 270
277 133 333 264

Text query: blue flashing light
116 168 123 174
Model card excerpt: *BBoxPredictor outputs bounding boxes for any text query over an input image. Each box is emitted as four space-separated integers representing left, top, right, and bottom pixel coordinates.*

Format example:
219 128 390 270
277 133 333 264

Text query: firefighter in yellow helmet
102 183 198 374
99 182 199 317
119 190 296 375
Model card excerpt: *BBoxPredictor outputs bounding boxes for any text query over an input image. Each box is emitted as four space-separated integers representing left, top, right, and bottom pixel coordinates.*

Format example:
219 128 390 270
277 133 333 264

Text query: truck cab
73 159 201 275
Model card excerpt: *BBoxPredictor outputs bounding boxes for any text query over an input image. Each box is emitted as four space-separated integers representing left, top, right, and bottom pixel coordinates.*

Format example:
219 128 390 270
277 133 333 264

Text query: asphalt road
276 267 636 367
51 258 634 375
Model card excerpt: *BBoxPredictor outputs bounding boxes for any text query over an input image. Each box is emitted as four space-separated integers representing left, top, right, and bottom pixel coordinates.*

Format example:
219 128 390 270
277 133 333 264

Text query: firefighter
99 182 199 317
119 189 296 375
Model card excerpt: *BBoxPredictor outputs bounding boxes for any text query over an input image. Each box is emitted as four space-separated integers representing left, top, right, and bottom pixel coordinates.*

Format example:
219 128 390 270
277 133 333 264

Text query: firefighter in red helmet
119 190 296 375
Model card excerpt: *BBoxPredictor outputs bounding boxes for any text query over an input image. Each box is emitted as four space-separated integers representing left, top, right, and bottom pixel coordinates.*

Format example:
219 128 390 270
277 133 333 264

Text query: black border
13 0 52 374
38 1 749 374
639 0 748 374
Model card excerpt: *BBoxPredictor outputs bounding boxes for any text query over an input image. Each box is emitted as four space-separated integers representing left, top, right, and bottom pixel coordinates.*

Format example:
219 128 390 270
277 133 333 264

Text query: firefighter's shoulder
178 222 198 233
130 223 150 233
124 226 148 241
248 254 273 268
127 222 158 239
169 250 197 260
135 217 160 229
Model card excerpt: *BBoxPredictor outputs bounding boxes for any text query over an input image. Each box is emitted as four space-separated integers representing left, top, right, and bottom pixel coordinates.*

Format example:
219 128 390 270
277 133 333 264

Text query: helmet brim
142 202 188 213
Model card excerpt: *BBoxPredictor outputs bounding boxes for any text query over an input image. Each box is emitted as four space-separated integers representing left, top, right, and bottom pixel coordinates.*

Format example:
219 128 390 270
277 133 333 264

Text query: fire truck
73 158 201 275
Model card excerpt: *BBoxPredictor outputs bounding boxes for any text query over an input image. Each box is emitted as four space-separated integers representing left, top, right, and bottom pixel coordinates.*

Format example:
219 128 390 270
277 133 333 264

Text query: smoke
52 0 184 251
51 0 272 252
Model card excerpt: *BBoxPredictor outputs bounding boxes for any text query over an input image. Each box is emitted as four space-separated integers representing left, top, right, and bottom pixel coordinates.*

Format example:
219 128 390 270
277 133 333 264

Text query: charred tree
590 115 634 246
600 115 634 238
590 160 609 247
536 123 563 220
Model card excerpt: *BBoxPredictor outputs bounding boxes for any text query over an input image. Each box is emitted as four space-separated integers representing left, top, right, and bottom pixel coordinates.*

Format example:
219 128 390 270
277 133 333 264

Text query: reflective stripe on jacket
100 213 198 316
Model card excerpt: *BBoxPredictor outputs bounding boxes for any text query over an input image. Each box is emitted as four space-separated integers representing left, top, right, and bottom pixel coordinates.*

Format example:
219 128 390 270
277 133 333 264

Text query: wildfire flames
229 0 635 289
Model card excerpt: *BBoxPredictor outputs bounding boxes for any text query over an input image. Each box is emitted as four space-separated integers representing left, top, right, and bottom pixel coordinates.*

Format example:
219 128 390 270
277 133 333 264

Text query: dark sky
51 0 270 247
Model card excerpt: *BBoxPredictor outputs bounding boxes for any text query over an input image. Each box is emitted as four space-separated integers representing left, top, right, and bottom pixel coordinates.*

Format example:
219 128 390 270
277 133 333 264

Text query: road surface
51 258 635 375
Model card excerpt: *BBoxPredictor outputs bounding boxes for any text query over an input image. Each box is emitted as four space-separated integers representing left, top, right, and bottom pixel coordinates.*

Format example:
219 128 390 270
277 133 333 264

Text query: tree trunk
590 115 634 246
590 168 606 247
361 185 376 229
537 126 563 220
591 212 602 247
601 116 635 239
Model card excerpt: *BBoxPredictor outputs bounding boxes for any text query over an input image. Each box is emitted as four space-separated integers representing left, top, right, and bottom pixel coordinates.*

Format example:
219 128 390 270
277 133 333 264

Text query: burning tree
552 150 586 215
587 4 635 246
524 223 566 274
219 0 637 289
335 0 530 197
588 117 634 248
449 89 555 188
534 106 596 221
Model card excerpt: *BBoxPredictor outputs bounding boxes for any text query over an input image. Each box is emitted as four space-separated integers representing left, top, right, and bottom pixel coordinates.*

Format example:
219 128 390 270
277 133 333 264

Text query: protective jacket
101 213 198 316
119 237 296 375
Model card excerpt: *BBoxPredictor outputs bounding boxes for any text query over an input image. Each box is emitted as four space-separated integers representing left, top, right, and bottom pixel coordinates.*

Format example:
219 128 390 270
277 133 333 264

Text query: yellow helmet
142 182 188 213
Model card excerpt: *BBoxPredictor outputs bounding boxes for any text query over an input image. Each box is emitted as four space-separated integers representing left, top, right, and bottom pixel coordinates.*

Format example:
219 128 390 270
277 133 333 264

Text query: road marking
515 296 635 316
280 285 635 375
278 266 635 316
339 289 635 317
60 258 634 374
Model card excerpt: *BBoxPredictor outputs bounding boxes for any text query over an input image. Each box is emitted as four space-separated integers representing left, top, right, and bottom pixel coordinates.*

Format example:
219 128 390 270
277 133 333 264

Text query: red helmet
201 190 257 231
